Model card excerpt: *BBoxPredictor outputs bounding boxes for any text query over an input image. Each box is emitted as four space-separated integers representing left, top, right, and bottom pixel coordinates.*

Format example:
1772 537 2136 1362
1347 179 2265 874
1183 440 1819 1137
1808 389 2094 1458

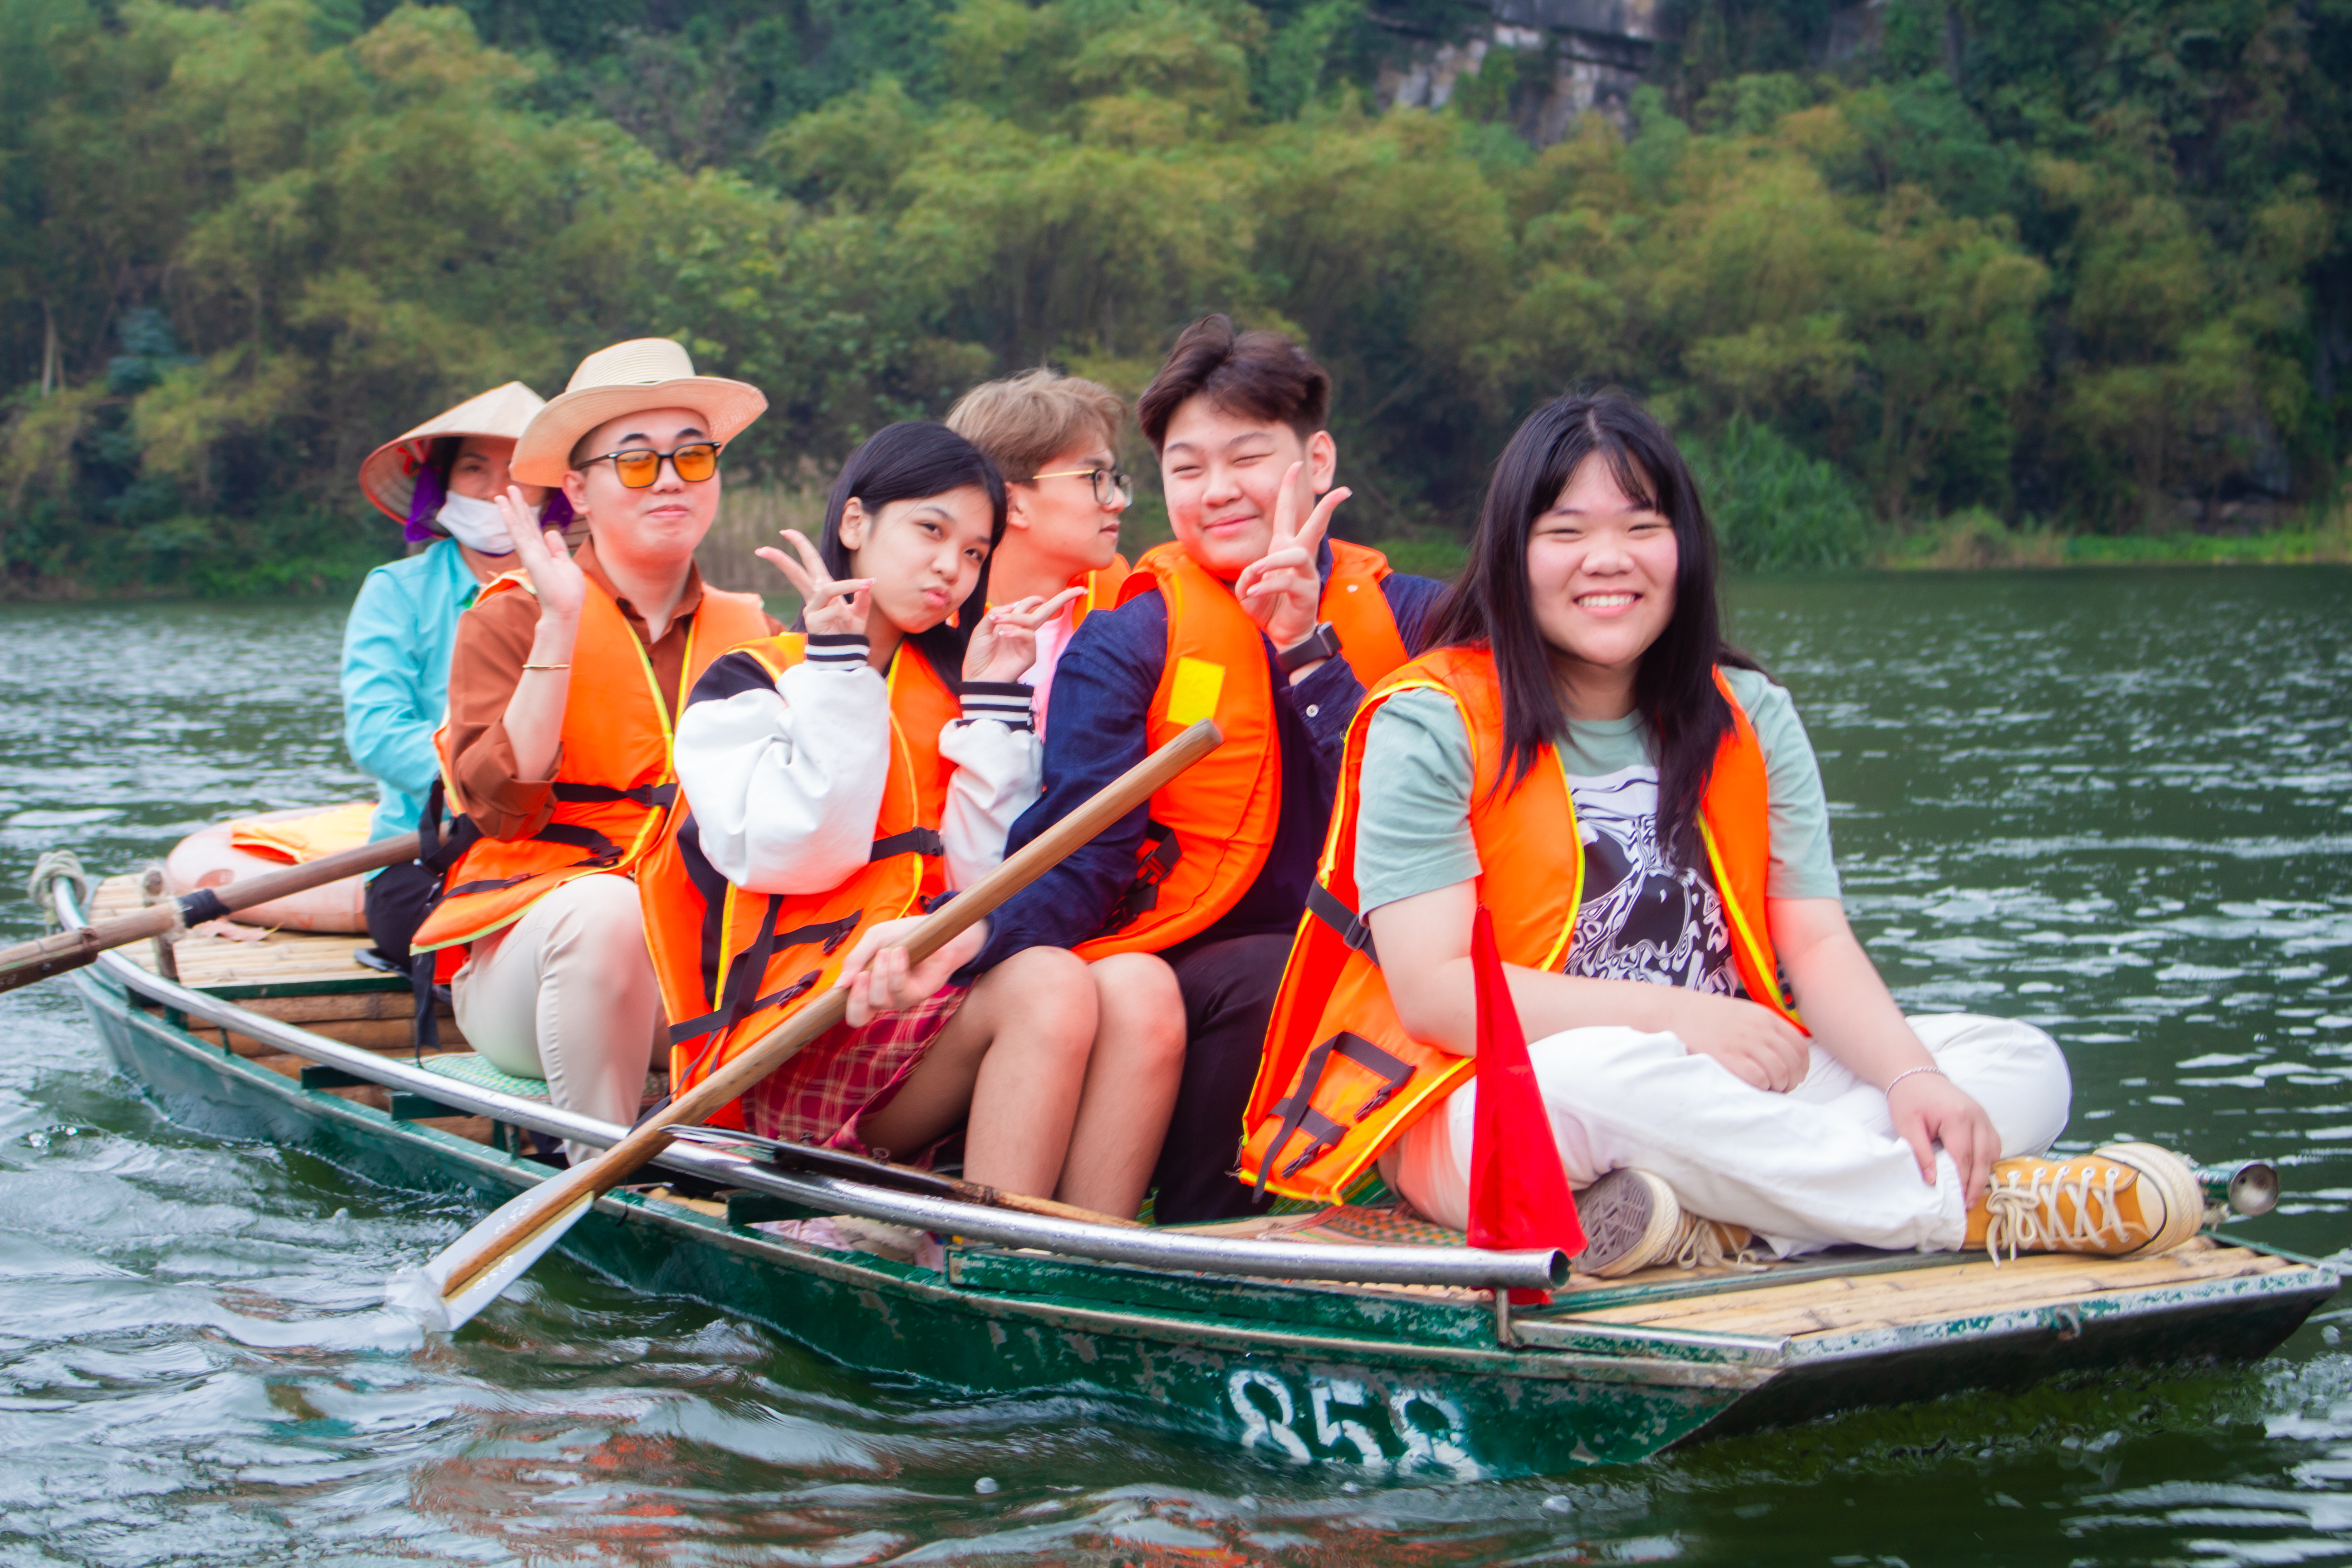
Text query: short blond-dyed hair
946 368 1126 483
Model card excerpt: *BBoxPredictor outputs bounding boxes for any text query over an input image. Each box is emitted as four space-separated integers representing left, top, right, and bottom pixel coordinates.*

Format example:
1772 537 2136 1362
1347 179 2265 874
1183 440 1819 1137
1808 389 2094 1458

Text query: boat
32 858 2339 1480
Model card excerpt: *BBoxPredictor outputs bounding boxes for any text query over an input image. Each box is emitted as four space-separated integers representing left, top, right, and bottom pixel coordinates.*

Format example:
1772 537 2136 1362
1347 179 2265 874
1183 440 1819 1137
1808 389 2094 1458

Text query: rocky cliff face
1369 1 1890 144
1370 0 1662 143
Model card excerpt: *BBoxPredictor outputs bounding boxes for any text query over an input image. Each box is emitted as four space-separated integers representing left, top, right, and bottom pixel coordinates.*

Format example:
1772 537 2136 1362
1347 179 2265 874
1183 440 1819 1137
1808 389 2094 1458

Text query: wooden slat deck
95 874 477 1100
93 873 403 995
1554 1236 2295 1339
1182 1191 2310 1331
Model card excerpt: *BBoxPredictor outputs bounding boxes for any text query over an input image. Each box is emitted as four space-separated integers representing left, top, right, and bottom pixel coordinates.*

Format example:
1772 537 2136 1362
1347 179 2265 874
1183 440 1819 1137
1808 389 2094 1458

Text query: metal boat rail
52 878 1567 1295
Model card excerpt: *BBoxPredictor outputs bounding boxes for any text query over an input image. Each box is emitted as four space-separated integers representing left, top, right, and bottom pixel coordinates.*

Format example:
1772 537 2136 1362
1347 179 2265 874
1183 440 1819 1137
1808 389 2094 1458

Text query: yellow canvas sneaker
1967 1142 2205 1264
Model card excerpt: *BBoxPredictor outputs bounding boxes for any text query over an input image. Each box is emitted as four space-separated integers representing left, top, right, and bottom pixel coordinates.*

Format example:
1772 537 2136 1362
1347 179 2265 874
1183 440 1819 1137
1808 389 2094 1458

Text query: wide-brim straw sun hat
511 338 767 487
357 381 547 525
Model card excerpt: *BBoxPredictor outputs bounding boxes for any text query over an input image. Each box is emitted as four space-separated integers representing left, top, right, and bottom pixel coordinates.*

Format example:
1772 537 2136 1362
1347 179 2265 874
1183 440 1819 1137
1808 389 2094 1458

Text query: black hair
1425 391 1758 866
1137 313 1331 453
426 435 461 489
815 421 1008 686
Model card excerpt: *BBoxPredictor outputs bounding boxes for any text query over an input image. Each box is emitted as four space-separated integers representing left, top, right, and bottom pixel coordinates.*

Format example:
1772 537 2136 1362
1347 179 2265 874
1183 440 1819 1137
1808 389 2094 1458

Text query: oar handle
437 719 1223 1301
958 1182 1146 1230
0 829 426 995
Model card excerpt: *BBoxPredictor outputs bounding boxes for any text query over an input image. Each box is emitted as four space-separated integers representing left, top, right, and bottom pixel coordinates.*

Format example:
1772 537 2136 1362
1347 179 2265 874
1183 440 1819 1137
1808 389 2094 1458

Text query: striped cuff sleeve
958 680 1034 730
803 633 869 669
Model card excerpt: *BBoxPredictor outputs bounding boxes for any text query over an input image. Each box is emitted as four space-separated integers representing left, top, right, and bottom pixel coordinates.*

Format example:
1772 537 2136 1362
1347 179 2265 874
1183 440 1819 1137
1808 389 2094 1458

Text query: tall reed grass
1683 416 1875 572
695 484 825 616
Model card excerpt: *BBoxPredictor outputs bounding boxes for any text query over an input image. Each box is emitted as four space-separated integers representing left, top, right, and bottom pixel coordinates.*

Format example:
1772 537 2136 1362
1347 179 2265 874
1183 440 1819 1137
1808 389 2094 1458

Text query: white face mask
436 490 535 556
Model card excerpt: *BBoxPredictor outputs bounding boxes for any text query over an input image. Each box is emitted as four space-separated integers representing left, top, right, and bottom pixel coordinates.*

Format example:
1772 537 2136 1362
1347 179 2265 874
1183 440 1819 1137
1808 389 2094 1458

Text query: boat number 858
1225 1368 1480 1479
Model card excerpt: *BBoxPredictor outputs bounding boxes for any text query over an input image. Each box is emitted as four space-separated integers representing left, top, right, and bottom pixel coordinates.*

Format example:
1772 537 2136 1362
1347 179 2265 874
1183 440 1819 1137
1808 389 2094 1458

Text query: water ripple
0 570 2346 1563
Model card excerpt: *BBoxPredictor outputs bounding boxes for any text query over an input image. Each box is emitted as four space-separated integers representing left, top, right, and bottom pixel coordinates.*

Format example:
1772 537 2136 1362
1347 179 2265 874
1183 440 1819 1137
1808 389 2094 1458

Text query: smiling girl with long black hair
1243 392 2205 1276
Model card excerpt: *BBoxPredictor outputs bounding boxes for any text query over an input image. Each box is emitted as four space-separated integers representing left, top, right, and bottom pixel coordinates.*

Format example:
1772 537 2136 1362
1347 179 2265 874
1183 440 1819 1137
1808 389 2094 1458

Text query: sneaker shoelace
1981 1162 2129 1265
1670 1215 1761 1271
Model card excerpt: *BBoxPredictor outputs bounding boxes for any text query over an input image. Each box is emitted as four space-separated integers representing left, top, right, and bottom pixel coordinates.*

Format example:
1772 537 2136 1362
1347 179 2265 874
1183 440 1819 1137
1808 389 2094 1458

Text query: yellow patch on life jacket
1166 657 1225 727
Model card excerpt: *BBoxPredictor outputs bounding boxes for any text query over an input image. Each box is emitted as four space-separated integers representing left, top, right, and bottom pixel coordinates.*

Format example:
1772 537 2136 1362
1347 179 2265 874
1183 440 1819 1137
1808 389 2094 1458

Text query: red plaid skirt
740 985 970 1155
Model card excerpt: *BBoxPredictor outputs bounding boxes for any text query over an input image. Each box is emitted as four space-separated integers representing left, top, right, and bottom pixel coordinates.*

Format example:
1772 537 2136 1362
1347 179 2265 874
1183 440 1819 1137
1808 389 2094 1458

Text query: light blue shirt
340 538 482 843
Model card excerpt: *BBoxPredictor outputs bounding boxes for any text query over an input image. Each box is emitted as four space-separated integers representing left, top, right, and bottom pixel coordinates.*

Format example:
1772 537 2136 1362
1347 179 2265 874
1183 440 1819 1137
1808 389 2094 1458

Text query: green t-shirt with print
1352 666 1839 995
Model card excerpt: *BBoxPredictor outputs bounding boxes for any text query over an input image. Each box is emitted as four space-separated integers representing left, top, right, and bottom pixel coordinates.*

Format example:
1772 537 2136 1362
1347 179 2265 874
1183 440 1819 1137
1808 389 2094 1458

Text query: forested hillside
1 0 2345 595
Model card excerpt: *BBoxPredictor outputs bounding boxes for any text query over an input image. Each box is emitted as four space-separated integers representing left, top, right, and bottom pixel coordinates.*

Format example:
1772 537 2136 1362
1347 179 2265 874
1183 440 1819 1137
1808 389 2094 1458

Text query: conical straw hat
511 339 767 487
357 382 546 524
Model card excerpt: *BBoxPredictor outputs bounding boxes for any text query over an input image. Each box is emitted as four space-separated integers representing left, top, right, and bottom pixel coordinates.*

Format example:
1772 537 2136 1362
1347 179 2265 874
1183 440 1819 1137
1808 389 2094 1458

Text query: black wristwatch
1277 621 1342 674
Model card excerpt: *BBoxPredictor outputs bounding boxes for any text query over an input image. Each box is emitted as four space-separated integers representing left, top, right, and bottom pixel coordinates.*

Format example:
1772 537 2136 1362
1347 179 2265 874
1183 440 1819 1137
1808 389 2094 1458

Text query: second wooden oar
662 1126 1147 1229
3 829 426 995
395 717 1225 1333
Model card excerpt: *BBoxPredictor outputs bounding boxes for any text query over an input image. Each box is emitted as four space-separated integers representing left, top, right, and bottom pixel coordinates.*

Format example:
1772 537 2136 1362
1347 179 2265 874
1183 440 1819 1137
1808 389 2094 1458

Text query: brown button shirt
442 539 779 840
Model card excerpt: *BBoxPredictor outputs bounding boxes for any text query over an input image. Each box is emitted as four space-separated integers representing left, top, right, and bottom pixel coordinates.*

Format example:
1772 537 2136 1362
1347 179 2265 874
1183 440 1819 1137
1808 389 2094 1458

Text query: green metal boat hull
67 963 2337 1480
70 966 1749 1477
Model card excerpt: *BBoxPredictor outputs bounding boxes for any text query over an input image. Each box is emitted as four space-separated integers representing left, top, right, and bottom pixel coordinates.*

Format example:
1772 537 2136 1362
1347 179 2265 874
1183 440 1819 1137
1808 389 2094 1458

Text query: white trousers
1385 1014 2072 1256
451 873 661 1163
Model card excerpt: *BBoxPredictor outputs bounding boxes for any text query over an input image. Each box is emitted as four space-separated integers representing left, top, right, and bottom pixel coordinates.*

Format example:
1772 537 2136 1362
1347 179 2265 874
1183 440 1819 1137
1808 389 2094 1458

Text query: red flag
1467 904 1583 1301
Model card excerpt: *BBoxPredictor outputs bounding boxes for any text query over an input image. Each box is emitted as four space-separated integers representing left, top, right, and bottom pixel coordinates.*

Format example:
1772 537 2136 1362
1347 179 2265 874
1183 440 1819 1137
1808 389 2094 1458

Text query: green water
0 568 2346 1565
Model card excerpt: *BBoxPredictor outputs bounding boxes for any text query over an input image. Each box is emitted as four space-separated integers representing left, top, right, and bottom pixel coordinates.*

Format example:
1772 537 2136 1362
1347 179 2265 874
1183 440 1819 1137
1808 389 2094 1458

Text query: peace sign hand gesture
757 529 873 639
500 485 586 624
1234 461 1350 657
963 586 1085 685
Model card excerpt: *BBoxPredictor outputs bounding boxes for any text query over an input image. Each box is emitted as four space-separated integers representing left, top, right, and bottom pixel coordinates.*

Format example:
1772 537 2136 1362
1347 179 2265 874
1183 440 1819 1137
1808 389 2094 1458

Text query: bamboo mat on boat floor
1206 1206 2303 1322
94 873 466 1047
93 873 384 991
1555 1236 2300 1338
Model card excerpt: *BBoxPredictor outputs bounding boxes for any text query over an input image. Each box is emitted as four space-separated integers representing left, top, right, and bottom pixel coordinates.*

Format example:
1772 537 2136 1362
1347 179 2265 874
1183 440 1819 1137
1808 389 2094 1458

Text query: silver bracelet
1885 1065 1945 1096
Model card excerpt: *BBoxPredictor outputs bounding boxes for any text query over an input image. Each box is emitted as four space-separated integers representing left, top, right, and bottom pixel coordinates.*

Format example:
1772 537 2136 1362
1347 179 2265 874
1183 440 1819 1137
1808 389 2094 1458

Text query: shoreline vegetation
692 481 2352 607
3 0 2345 601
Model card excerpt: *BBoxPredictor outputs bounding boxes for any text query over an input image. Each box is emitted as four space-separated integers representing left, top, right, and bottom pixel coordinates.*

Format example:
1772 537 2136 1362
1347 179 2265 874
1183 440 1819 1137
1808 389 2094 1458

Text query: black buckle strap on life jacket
665 905 863 1050
869 827 945 862
779 912 863 956
438 821 624 899
1277 1106 1352 1180
411 948 441 1057
743 968 823 1019
410 779 479 1056
436 777 642 903
1253 1030 1417 1193
1101 822 1180 936
551 780 677 808
669 894 782 1049
414 778 482 877
671 968 824 1088
1307 880 1381 967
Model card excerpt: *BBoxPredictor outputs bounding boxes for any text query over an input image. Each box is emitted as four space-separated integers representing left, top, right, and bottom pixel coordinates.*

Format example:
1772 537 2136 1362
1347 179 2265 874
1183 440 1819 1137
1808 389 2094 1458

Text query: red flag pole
1466 905 1583 1302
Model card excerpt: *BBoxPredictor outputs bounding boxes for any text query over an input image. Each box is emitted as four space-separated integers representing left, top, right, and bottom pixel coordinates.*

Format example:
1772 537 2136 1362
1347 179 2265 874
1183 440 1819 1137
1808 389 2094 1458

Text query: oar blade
386 1179 598 1334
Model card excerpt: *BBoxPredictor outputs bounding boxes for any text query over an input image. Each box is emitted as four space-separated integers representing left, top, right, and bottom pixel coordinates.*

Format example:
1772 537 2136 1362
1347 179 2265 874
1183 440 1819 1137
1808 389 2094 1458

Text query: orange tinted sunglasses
583 441 722 488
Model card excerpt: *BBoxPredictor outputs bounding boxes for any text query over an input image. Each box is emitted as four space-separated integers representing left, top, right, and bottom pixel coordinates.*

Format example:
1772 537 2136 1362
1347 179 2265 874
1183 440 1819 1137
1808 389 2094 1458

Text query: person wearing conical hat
343 381 564 966
406 340 780 1161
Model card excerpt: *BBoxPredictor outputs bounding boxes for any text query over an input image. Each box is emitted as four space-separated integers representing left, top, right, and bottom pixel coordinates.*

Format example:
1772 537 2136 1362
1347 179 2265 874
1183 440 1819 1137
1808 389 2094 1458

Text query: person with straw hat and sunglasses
407 340 779 1162
345 380 569 966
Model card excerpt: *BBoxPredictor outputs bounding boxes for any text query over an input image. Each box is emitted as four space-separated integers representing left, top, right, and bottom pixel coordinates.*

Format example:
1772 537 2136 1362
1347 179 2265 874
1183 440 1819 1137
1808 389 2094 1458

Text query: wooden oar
662 1126 1148 1228
397 718 1224 1333
4 829 426 995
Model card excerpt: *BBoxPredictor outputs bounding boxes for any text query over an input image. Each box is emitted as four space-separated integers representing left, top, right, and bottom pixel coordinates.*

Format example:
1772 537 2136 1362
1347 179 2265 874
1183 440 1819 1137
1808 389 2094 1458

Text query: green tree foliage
1685 413 1874 571
0 0 2343 596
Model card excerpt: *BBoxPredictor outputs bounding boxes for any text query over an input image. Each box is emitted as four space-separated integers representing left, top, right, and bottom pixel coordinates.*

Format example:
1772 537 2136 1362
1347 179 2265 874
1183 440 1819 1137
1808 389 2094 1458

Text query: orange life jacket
226 800 376 864
1071 554 1129 629
1237 646 1797 1204
638 635 961 1128
1075 538 1410 959
409 575 769 956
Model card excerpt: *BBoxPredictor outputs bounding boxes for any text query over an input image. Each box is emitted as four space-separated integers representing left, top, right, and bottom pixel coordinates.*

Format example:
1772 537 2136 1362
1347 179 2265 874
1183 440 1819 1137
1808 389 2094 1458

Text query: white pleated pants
1384 1014 2073 1257
450 872 662 1163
